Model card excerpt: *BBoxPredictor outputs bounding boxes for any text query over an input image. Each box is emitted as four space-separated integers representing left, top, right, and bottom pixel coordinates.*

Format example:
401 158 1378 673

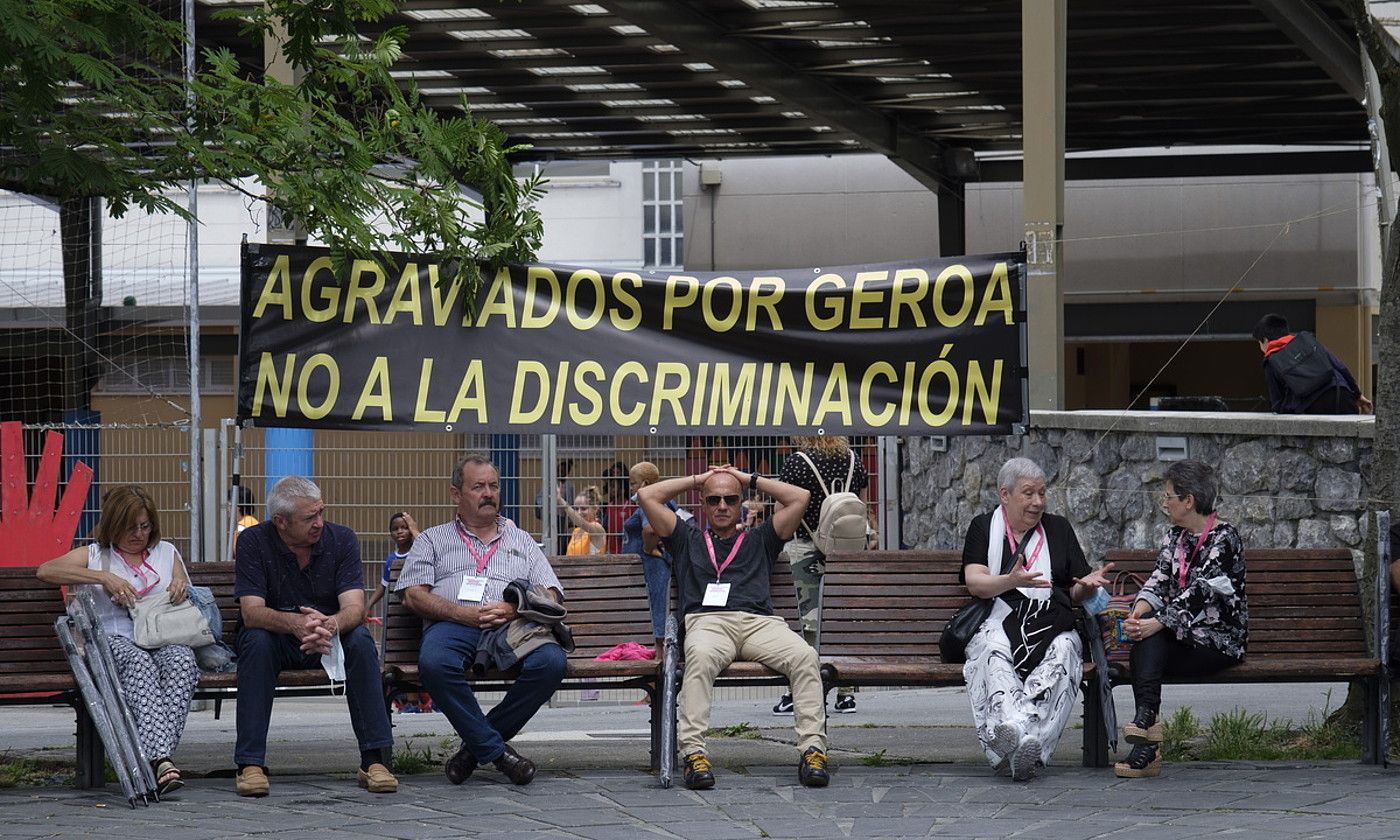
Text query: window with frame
642 160 684 268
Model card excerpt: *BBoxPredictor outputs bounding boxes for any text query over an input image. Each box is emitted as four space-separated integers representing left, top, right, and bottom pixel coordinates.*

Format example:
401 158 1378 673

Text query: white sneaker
1010 734 1042 782
990 722 1021 760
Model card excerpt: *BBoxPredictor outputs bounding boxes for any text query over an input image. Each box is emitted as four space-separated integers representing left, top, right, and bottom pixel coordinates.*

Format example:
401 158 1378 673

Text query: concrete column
937 179 966 257
1022 0 1067 410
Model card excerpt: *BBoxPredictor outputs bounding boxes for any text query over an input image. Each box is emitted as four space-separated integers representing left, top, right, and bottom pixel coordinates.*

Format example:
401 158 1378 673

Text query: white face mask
321 632 346 690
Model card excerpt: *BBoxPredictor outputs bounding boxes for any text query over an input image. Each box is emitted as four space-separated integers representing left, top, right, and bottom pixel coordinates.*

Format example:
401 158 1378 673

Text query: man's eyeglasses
704 494 741 507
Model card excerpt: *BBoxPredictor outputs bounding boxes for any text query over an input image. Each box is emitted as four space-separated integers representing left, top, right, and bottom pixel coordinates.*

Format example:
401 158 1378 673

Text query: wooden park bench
816 549 1107 766
7 553 668 785
1097 548 1387 765
383 553 667 766
0 562 351 787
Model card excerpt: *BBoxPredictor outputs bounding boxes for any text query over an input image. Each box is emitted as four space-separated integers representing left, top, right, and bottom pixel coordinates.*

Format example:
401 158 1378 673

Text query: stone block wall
901 410 1374 562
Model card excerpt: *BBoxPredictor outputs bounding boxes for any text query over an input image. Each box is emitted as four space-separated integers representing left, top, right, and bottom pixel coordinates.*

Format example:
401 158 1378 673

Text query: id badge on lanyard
457 575 489 602
702 531 745 608
455 519 499 603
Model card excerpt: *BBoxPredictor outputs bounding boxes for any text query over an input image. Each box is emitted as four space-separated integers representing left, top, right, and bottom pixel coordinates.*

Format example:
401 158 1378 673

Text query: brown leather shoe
492 745 536 785
236 765 270 797
444 742 477 785
357 762 398 793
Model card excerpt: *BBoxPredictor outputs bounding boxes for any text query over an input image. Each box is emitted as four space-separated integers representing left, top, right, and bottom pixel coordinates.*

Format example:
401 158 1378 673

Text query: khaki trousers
678 611 827 756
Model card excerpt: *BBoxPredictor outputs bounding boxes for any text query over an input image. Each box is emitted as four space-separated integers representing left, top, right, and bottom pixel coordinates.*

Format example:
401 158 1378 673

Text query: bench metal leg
647 679 661 771
1081 678 1110 768
1362 677 1381 765
74 701 106 790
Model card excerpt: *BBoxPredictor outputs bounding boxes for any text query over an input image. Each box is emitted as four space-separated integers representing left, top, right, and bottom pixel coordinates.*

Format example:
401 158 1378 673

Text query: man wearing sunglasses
638 465 830 791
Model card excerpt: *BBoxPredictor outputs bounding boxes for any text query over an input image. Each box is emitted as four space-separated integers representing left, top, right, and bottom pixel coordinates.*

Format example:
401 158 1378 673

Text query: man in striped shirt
397 453 565 786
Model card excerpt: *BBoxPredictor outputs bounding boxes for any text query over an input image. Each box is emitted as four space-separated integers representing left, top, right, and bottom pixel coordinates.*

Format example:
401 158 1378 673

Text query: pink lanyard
122 550 158 596
455 519 500 574
1001 512 1045 571
703 531 746 581
1175 513 1217 589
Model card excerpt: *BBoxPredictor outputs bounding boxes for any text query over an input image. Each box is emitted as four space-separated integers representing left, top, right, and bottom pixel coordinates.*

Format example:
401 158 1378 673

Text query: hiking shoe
1114 743 1161 778
833 694 857 714
235 765 270 797
771 693 794 715
357 763 398 793
797 746 830 787
1009 734 1042 782
1124 705 1163 744
682 751 715 790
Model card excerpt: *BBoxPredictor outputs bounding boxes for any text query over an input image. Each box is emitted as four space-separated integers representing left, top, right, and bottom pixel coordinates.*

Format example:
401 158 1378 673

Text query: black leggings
1130 631 1239 711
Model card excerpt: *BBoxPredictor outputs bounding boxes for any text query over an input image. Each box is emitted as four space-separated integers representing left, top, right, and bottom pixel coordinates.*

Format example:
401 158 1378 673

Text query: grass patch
1159 706 1200 761
391 740 440 775
705 722 760 739
1155 699 1360 762
860 749 914 767
0 755 75 788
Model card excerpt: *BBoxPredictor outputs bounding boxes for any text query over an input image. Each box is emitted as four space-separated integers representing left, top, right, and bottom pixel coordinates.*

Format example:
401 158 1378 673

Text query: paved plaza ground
2 684 1397 839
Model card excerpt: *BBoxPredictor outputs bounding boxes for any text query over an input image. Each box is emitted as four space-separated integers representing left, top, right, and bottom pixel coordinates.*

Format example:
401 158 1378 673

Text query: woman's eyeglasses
128 522 153 535
704 494 741 507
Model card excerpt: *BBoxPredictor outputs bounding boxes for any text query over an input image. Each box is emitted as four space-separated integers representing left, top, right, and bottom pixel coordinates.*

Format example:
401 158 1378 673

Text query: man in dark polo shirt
638 464 830 791
232 475 395 797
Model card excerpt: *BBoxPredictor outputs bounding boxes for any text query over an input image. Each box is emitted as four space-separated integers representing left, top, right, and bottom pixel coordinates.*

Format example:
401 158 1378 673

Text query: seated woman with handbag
37 485 203 796
958 457 1111 782
1115 459 1246 779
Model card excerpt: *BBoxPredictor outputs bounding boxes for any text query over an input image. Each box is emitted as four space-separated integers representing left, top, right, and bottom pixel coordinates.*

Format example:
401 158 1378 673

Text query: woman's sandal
153 759 183 797
1113 743 1161 779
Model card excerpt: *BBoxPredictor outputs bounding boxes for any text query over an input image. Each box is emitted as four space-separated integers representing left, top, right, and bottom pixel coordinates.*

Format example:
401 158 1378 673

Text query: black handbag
939 596 993 664
939 526 1018 664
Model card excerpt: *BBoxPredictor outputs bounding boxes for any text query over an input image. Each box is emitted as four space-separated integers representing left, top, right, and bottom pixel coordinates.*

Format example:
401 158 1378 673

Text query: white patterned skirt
963 617 1082 770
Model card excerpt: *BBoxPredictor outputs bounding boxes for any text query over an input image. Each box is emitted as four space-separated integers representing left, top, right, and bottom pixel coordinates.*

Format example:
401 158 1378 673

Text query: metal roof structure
196 1 1375 190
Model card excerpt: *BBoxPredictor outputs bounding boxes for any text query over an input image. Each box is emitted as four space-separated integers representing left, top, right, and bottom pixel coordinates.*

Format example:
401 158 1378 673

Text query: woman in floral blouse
1116 459 1247 778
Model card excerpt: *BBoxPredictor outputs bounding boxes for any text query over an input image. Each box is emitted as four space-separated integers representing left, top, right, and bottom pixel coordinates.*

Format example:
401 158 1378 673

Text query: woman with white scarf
960 457 1111 781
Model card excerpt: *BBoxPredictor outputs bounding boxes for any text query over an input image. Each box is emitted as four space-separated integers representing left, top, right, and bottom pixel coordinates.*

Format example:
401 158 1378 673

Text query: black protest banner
237 244 1028 435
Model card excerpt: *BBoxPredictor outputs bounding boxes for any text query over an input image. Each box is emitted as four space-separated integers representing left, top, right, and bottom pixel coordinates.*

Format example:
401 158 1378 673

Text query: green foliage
1154 703 1360 763
1 0 544 286
705 722 760 739
391 739 440 775
0 754 74 787
859 749 912 766
1158 706 1201 761
0 0 187 216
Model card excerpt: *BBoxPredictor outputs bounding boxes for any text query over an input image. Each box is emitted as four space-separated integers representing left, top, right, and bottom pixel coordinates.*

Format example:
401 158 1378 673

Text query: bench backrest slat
0 568 71 681
819 550 963 662
1103 548 1368 660
385 554 657 667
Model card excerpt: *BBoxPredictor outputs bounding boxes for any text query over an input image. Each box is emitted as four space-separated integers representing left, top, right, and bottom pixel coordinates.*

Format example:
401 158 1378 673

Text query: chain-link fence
17 422 194 556
216 425 900 705
219 426 897 581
